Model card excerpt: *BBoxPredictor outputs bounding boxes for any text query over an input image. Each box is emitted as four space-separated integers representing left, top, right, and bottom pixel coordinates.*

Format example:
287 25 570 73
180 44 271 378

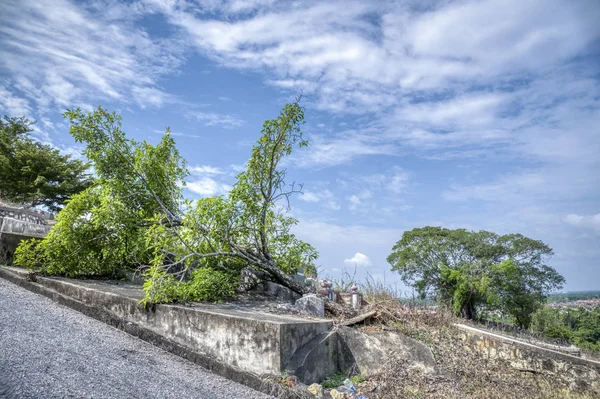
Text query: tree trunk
259 259 309 295
460 301 477 320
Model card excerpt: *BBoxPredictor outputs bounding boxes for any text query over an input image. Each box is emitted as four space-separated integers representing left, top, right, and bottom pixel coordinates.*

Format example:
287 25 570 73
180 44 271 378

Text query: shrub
14 187 149 278
184 267 239 302
141 265 239 306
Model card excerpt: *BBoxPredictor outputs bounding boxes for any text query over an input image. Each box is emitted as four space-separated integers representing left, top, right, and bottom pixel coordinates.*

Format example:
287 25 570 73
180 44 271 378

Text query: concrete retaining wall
0 266 331 396
456 323 600 389
0 218 51 264
3 266 597 395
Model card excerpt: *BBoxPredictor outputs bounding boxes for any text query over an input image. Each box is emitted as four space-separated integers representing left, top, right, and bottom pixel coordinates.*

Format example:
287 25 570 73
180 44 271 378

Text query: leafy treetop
387 226 565 327
0 116 92 211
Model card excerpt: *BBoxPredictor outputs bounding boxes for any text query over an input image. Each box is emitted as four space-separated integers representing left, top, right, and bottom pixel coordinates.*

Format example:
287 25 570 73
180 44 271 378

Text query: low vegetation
328 296 598 399
375 308 596 399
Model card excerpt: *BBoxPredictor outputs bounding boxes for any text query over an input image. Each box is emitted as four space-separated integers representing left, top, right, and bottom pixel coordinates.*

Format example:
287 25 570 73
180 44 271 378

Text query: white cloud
153 0 598 110
348 195 361 210
144 0 599 177
563 214 600 231
189 165 224 175
188 111 244 128
187 177 232 196
443 165 600 205
229 164 246 173
387 168 410 194
299 189 340 210
359 167 410 195
344 252 372 267
294 128 396 168
299 192 320 203
0 0 185 114
131 86 170 109
186 163 234 196
0 85 31 116
347 190 372 211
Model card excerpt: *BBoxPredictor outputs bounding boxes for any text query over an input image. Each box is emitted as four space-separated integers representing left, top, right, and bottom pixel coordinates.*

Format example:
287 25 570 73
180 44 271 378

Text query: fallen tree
16 99 320 305
140 98 319 303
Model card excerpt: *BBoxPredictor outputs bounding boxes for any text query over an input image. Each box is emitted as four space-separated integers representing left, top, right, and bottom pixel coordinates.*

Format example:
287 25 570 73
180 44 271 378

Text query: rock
330 388 353 399
295 294 325 317
336 326 437 376
266 281 301 301
238 267 265 292
307 383 323 397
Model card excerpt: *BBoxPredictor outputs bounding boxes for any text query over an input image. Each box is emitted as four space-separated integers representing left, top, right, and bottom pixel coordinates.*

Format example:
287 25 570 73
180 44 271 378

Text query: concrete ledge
456 323 600 384
0 266 330 398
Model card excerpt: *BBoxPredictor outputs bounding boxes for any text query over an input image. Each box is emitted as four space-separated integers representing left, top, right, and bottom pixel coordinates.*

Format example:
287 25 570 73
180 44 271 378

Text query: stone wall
457 324 600 391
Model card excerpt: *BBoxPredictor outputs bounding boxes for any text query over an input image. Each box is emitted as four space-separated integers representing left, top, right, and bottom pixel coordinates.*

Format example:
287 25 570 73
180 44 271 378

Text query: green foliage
530 306 600 352
226 100 317 276
321 373 347 388
64 107 187 218
15 107 187 278
387 227 565 327
141 265 185 305
140 265 238 306
321 372 365 388
16 103 318 305
142 100 318 302
15 186 150 276
0 116 92 211
185 268 239 302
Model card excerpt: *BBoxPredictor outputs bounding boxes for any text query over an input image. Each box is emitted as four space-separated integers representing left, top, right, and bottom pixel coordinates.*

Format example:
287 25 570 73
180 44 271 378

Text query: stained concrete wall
0 218 51 238
0 205 48 225
457 324 600 390
0 212 51 264
0 267 332 378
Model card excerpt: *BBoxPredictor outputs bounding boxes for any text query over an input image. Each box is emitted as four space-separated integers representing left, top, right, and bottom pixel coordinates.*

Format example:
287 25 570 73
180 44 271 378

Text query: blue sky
1 0 599 291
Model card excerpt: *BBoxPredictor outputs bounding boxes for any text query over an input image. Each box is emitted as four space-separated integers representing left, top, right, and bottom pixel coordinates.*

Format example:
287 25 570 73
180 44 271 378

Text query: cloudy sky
1 0 599 291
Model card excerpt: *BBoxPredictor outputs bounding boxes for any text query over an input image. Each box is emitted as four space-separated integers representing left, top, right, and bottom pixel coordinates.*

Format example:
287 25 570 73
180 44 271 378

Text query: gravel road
0 279 273 399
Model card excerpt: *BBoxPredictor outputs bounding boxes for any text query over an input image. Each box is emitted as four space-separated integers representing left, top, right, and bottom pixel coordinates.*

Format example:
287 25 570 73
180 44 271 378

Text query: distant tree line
530 306 600 352
546 291 600 303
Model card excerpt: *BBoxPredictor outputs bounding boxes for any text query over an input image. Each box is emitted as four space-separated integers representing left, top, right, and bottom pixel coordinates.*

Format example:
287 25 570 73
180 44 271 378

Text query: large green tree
387 227 565 327
0 116 92 211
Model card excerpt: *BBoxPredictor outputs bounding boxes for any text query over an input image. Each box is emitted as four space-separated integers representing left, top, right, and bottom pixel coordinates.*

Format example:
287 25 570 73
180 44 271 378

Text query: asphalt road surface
0 279 273 399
